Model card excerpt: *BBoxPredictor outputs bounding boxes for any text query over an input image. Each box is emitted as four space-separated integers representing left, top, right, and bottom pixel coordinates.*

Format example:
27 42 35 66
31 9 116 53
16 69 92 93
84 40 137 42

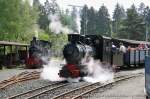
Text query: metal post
26 46 28 58
85 8 87 36
10 45 13 66
4 45 5 66
134 50 136 67
4 46 5 55
110 22 113 37
146 23 148 41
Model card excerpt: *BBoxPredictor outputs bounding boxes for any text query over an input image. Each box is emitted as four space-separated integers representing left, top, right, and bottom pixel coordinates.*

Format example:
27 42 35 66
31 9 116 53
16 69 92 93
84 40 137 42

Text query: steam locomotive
59 34 150 78
26 37 51 68
59 34 104 78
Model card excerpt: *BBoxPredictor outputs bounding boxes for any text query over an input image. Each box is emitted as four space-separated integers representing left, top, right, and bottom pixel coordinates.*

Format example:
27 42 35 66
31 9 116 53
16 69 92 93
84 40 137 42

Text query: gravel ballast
0 68 145 99
85 75 145 99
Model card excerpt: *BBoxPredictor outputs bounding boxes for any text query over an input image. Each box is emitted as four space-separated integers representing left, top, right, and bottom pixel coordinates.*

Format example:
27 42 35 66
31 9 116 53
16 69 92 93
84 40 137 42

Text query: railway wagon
110 38 150 67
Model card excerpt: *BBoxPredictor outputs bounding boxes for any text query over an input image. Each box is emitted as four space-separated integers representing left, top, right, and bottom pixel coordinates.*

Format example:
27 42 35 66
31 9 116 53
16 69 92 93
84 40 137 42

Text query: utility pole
146 22 148 41
110 21 113 38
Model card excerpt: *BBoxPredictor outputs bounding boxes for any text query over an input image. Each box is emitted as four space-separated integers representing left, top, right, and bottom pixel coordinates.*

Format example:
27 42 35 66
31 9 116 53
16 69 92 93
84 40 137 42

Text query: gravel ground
85 75 145 99
0 68 145 99
0 78 52 99
33 81 89 99
0 68 89 99
115 68 144 77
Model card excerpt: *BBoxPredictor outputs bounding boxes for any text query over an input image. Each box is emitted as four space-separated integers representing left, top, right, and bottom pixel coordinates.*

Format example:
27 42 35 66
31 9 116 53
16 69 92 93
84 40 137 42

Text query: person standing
111 42 116 65
119 43 126 53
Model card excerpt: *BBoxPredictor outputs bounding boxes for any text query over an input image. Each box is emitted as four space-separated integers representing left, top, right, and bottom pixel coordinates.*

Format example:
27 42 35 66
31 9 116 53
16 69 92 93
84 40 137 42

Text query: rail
52 73 143 99
7 82 66 99
0 71 40 89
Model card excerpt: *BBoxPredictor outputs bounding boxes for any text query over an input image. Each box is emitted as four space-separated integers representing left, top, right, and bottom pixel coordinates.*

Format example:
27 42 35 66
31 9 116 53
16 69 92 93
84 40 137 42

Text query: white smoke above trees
48 14 73 34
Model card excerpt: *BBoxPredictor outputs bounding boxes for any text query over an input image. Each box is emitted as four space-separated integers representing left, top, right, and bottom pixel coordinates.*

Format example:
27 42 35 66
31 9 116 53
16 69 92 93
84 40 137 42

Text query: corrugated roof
103 36 111 40
0 41 29 46
118 39 150 45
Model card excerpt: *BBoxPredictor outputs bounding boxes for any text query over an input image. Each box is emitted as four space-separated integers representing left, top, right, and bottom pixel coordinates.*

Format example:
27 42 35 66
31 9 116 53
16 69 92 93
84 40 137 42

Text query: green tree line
80 3 150 41
1 0 150 44
0 0 38 42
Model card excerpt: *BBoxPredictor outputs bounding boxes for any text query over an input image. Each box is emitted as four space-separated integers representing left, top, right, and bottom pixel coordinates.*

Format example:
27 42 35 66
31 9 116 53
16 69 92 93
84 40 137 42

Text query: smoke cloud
81 53 114 83
40 59 66 81
48 14 73 34
40 57 114 83
76 13 81 34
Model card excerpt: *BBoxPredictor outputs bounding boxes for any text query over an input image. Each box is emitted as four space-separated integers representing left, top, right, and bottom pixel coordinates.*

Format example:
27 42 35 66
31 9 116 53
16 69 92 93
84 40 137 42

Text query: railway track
0 71 40 89
5 73 143 99
52 73 143 99
7 81 68 99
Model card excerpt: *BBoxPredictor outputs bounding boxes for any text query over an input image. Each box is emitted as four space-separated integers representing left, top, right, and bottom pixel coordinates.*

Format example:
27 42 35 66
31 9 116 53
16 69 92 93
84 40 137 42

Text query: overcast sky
39 0 150 17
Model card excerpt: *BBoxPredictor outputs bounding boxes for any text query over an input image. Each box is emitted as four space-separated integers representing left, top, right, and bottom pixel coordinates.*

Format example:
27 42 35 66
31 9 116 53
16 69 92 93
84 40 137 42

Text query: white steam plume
40 59 66 81
41 46 114 83
82 54 114 83
48 14 73 34
76 12 81 34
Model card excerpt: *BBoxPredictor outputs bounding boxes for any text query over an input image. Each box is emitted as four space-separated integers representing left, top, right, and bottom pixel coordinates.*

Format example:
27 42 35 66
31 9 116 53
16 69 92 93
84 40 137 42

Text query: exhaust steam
40 59 66 81
82 57 114 83
48 14 73 34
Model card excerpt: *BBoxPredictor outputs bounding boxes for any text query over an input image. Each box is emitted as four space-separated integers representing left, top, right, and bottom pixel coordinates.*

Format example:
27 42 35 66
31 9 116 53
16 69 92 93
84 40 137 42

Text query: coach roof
0 41 29 46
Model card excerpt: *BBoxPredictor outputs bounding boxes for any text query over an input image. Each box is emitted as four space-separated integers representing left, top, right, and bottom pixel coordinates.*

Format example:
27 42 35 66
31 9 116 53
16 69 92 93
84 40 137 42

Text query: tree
86 7 97 35
70 7 78 33
80 5 88 35
0 0 21 40
96 5 111 36
113 4 126 37
49 33 67 57
120 5 145 40
33 0 41 10
138 3 150 41
144 7 150 41
42 0 59 15
60 12 73 29
138 2 145 16
0 0 38 42
38 0 60 31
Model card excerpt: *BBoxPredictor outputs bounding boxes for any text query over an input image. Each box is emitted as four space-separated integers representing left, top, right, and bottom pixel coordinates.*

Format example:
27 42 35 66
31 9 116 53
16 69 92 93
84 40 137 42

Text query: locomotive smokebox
63 43 86 64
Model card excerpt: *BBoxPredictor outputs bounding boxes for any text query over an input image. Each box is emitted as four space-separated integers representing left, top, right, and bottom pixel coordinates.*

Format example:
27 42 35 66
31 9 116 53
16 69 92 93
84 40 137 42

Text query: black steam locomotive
59 34 104 78
59 34 150 78
26 37 51 68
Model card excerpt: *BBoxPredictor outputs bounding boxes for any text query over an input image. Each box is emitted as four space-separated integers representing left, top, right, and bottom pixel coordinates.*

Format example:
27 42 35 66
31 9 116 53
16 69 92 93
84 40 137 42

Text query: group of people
111 42 126 54
111 42 150 54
